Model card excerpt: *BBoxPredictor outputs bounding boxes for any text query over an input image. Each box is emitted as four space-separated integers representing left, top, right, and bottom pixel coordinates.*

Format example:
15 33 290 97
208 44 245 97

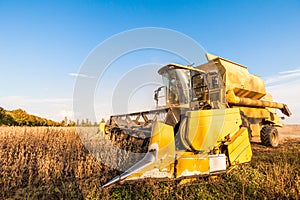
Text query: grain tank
197 53 291 146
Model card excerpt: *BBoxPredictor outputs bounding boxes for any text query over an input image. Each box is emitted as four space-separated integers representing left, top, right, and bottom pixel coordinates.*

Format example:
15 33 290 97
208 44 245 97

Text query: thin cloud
264 67 300 86
68 73 95 78
279 68 300 74
263 67 300 124
30 98 72 103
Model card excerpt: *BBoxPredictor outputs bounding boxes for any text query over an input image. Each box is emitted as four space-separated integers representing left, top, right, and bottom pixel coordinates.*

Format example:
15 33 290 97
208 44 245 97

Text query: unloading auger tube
226 90 291 117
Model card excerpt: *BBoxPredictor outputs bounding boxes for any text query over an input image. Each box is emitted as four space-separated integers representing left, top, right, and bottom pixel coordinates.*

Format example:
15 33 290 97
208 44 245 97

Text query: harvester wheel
260 126 279 147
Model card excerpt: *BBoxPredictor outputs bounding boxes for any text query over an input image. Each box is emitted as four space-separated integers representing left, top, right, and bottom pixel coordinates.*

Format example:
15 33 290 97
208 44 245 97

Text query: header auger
101 53 291 187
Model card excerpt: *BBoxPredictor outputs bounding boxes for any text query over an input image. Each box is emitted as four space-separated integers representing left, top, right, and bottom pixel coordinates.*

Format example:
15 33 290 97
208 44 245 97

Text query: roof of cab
158 63 205 74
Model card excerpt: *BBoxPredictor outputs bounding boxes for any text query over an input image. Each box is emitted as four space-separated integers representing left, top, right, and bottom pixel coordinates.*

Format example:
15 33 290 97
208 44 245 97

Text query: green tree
60 120 66 127
0 107 17 126
0 107 60 126
9 109 29 126
81 119 85 126
69 120 76 126
4 114 16 125
0 107 6 125
86 118 90 126
64 116 68 126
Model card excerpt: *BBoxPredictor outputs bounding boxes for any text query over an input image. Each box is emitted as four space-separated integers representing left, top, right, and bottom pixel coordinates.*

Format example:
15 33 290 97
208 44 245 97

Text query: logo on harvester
73 27 228 186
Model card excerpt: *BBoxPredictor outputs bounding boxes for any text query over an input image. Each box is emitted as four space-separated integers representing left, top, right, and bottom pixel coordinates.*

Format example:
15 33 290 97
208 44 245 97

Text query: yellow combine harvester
102 54 291 187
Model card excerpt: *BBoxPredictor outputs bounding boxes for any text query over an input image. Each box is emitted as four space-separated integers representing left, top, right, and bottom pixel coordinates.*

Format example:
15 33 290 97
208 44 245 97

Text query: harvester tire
260 126 279 147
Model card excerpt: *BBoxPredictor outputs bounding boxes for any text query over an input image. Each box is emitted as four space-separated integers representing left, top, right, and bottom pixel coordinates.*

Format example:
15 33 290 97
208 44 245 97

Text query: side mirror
154 86 165 106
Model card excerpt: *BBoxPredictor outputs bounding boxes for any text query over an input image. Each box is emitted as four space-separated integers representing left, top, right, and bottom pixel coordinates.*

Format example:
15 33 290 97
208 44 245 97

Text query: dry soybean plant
0 127 120 199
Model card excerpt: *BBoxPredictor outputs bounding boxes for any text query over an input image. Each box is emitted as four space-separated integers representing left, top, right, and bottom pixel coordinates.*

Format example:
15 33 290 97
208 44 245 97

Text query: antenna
187 63 194 67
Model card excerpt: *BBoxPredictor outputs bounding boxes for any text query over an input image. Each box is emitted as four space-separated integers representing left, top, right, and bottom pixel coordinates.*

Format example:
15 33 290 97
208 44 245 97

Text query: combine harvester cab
102 54 291 187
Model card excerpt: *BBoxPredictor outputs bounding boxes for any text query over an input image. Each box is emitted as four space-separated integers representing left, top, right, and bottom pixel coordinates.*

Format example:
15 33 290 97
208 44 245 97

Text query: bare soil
278 124 300 139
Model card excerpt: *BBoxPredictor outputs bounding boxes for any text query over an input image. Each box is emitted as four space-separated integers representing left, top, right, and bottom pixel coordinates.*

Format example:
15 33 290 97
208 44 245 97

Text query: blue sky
0 0 299 123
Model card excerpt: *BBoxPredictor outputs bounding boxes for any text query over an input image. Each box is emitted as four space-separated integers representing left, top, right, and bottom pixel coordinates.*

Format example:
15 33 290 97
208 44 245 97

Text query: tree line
0 107 60 126
0 107 99 127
